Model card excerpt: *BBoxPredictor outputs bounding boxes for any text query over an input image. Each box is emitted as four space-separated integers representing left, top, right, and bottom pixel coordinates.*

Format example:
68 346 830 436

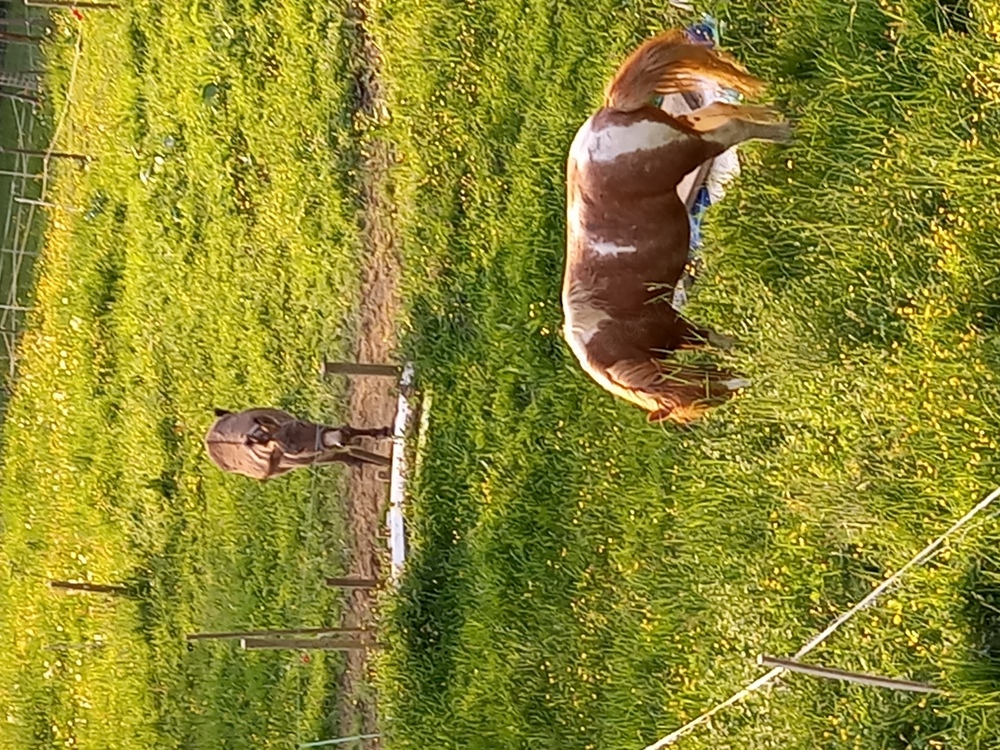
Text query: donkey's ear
214 407 232 417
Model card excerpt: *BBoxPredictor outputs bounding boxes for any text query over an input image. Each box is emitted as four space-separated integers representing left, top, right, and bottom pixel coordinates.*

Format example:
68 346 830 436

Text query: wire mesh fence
0 0 51 410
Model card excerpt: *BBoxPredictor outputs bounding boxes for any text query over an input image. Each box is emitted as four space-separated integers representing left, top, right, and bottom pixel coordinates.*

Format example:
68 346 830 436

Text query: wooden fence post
756 655 940 694
0 90 38 106
0 168 43 179
0 147 90 164
43 642 106 652
14 197 80 211
49 580 131 596
322 362 401 378
241 637 376 651
0 71 41 91
0 29 45 43
26 0 121 8
299 735 382 748
324 577 379 590
188 627 368 642
0 18 53 30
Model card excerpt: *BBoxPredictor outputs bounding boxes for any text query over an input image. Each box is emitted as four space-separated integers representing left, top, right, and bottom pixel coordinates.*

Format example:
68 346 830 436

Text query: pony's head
646 364 750 425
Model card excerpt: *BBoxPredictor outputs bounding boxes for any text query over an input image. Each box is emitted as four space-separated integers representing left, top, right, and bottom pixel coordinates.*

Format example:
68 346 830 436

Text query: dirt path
335 0 400 739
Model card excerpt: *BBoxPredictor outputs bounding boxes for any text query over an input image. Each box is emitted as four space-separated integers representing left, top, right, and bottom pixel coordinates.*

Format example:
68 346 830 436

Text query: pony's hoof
770 121 794 144
647 407 674 423
722 377 752 391
708 331 737 350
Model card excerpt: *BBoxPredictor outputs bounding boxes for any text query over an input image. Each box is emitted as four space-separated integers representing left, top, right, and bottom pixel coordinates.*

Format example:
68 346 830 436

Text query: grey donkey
204 407 392 481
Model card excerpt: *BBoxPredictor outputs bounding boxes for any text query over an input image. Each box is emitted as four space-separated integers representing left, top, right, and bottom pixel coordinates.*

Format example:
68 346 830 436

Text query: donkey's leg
333 425 393 446
342 447 392 467
349 426 393 440
314 451 366 468
264 449 294 481
246 423 273 446
319 427 348 449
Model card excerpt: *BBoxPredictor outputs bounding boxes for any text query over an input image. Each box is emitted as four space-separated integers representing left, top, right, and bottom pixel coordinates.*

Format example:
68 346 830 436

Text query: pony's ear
214 407 232 417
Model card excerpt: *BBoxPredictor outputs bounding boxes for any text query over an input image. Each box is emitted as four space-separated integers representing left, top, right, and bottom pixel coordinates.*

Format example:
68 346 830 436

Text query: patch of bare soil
335 1 400 739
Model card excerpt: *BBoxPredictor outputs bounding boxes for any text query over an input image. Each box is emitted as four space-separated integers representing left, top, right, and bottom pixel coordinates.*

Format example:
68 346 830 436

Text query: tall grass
0 3 368 748
371 0 1000 747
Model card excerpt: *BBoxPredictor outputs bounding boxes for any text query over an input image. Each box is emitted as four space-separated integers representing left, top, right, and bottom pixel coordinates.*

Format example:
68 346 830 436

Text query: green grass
369 0 1000 748
8 0 1000 748
0 3 370 749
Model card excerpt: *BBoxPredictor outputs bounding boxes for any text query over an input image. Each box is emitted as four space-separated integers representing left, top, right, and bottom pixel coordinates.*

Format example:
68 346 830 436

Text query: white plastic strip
386 362 415 581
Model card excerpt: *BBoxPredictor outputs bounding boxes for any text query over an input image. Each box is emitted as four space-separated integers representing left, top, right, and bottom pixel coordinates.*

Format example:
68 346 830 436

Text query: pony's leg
681 328 737 350
677 102 791 145
707 330 737 350
669 314 737 351
704 117 792 147
676 102 782 130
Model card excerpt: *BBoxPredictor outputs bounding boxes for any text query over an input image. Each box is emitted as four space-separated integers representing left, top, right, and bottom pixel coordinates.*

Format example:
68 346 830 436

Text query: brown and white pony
562 29 790 424
204 407 392 481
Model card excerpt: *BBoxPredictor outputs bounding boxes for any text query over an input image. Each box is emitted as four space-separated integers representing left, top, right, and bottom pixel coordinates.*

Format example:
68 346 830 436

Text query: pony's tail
604 29 764 112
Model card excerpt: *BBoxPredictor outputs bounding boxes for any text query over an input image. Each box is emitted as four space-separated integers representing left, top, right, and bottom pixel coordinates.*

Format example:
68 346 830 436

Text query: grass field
6 0 1000 749
0 2 371 748
368 0 1000 748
